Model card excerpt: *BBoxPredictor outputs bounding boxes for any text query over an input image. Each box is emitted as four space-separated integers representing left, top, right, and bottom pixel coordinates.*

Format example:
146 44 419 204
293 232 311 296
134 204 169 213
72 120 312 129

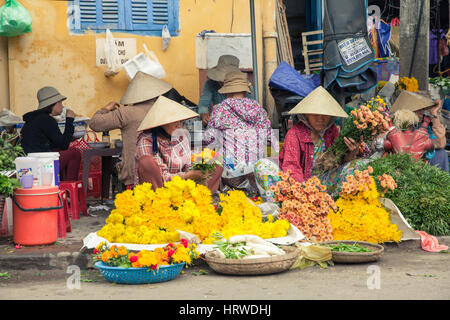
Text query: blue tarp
268 61 321 97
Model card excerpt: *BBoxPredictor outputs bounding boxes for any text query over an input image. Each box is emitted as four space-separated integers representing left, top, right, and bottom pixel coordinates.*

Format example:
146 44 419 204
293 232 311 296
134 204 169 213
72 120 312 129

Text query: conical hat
390 90 436 113
288 86 348 118
120 71 172 105
137 96 199 131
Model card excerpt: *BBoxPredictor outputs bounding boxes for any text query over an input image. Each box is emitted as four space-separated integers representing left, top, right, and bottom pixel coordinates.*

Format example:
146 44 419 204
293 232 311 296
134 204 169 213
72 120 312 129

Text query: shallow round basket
323 241 384 264
87 142 109 149
94 262 185 284
205 246 299 276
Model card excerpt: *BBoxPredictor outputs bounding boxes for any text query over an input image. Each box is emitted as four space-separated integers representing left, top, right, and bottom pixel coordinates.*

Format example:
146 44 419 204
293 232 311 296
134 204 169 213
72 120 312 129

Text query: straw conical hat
288 86 348 118
390 90 436 113
137 96 199 131
120 71 172 105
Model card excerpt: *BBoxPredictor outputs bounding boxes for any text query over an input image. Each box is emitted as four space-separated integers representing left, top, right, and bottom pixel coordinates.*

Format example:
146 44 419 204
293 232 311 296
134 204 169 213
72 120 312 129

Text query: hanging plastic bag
141 44 166 79
162 25 171 51
104 29 121 77
0 0 32 37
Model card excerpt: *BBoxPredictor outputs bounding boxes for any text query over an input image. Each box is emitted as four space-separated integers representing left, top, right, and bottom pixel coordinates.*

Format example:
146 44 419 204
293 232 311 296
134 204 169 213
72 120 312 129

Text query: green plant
0 132 25 171
0 174 21 197
362 153 450 236
429 77 450 94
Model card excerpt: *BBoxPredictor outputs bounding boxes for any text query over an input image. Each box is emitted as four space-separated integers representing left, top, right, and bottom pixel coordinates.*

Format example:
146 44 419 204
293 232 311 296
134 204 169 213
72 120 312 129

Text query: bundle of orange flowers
273 170 337 242
316 96 391 172
329 167 402 243
93 238 200 270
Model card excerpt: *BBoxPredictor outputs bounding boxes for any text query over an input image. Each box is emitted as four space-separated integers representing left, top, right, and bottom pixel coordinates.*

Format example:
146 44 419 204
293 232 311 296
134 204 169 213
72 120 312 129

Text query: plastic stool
57 190 71 238
60 181 88 220
78 171 102 199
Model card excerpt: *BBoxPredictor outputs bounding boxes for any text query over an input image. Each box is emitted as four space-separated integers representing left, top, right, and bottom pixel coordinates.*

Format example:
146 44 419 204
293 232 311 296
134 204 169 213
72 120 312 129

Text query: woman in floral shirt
203 70 279 167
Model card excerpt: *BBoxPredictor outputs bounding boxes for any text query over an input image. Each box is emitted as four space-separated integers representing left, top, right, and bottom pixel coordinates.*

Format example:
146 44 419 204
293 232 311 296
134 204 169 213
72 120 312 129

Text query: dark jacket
20 109 74 154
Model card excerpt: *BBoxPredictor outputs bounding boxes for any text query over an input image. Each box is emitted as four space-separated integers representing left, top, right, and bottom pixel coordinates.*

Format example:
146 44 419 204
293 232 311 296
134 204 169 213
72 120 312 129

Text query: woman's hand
104 101 120 112
430 100 442 117
65 109 75 118
184 170 208 181
343 136 362 162
201 113 210 126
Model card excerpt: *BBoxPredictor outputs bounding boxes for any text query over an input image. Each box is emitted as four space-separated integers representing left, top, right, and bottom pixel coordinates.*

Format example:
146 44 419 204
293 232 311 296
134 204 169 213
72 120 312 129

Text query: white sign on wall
96 38 137 67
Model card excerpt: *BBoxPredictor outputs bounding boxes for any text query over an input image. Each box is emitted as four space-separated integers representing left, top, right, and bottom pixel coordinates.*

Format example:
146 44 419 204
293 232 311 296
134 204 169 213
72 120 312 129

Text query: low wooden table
81 147 122 201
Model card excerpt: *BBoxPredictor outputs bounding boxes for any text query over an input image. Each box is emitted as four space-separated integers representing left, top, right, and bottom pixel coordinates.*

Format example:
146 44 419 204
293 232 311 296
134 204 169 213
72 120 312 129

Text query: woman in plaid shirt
134 96 223 192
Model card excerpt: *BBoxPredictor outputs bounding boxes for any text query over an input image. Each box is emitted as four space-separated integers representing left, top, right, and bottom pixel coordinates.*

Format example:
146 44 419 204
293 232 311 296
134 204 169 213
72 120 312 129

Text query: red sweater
279 121 339 182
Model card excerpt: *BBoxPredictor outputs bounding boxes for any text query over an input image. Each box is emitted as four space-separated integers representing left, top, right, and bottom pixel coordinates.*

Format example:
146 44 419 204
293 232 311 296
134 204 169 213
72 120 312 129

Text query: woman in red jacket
279 86 361 185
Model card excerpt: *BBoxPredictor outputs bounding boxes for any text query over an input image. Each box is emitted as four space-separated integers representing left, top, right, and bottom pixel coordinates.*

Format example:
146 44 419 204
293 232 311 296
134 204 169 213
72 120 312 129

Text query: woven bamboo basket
205 245 299 275
323 241 384 264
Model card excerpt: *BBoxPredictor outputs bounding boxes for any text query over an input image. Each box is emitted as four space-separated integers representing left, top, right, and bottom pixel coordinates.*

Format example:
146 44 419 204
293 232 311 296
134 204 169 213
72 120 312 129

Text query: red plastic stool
57 190 71 238
78 171 102 199
60 181 88 220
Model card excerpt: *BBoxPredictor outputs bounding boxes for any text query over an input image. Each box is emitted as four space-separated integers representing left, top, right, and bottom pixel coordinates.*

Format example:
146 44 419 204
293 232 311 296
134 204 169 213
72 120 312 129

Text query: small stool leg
77 181 88 216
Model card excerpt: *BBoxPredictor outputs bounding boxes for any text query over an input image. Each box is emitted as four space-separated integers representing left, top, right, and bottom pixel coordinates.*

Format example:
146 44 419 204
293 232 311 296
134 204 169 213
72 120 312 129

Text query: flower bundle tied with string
315 96 391 172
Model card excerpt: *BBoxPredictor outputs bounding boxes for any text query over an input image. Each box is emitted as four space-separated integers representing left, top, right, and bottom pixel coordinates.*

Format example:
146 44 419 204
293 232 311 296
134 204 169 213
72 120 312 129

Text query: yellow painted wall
6 0 265 128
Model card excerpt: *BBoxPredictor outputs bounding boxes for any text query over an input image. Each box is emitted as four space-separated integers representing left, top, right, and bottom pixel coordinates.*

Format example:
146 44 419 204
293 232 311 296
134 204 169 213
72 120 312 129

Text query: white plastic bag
142 44 166 79
104 29 121 77
162 25 171 51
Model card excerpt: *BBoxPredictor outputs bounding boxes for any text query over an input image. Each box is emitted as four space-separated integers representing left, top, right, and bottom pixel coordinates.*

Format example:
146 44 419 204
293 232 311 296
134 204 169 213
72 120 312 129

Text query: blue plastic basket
94 262 185 284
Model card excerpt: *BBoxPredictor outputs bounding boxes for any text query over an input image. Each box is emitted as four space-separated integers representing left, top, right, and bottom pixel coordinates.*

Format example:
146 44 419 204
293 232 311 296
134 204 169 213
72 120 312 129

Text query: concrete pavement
0 200 449 272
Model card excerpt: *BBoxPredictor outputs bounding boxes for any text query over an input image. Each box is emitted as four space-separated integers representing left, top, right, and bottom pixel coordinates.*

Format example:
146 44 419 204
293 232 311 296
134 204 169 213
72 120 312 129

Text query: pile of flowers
396 76 418 92
97 177 290 245
315 96 391 172
202 190 290 243
328 167 402 243
273 171 337 242
93 239 199 269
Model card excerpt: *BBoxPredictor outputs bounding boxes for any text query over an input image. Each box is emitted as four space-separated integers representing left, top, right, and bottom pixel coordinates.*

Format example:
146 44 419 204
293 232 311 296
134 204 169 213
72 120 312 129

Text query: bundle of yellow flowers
97 177 290 245
202 190 290 244
328 167 402 243
396 77 419 92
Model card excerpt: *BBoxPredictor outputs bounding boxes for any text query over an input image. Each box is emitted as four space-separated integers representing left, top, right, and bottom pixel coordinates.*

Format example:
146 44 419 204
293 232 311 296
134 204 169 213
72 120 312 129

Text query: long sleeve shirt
135 130 192 186
279 122 338 183
21 109 74 153
88 102 153 186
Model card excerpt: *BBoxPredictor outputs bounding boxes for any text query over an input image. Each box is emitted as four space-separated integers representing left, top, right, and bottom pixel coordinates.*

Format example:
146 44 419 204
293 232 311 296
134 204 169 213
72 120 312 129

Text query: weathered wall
0 36 8 110
5 0 264 124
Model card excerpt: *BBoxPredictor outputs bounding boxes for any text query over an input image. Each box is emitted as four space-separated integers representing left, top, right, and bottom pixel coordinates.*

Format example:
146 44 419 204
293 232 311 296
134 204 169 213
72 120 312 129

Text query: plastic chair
59 181 88 220
57 190 71 238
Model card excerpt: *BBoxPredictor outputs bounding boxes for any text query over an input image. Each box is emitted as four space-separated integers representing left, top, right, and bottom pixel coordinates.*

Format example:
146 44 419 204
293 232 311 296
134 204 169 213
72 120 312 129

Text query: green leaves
0 133 26 171
0 174 21 197
362 153 450 236
326 242 372 252
212 232 252 259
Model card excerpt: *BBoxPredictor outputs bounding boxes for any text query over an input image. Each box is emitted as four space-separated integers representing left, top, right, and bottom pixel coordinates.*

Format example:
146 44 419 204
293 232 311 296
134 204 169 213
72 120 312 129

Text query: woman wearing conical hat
89 72 174 189
386 91 447 171
135 96 223 192
279 86 362 183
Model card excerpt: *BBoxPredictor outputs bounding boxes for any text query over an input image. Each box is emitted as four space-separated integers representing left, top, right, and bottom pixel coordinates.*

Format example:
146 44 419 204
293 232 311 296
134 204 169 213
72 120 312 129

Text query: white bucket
14 157 39 185
27 152 60 187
